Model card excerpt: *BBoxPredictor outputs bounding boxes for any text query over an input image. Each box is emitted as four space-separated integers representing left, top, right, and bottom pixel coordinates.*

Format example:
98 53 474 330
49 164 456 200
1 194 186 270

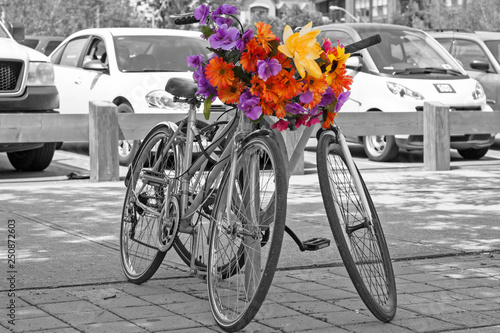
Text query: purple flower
285 102 306 115
194 4 210 25
238 91 259 110
308 106 321 116
213 4 239 16
186 54 204 68
335 91 351 112
237 29 254 51
257 58 281 81
319 87 335 107
208 24 240 50
246 105 262 120
214 16 233 26
193 66 217 100
299 90 314 104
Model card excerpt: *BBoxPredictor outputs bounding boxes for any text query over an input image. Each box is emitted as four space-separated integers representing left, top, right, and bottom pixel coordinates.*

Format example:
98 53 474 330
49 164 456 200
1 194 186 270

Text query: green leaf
233 66 251 83
204 97 213 120
268 39 281 58
202 26 215 39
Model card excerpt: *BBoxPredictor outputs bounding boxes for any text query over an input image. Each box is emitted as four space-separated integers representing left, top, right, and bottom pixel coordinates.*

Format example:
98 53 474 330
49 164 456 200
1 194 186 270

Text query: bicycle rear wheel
316 130 397 322
208 135 287 332
120 124 181 284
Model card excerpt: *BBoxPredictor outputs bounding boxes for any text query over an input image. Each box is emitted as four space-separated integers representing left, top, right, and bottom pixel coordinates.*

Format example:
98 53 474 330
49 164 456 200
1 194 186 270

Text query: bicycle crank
157 195 180 252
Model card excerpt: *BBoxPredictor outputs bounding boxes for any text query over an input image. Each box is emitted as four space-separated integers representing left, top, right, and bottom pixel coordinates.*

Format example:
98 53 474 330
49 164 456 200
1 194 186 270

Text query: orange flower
255 22 276 52
218 79 244 104
329 66 353 97
260 101 286 118
250 76 281 104
274 69 303 101
240 39 268 73
205 56 235 88
322 110 337 129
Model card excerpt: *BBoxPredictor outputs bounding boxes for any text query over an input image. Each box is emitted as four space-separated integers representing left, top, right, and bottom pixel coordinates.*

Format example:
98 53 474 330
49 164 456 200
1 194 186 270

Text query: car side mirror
346 56 362 71
83 60 108 72
8 22 25 42
470 60 490 72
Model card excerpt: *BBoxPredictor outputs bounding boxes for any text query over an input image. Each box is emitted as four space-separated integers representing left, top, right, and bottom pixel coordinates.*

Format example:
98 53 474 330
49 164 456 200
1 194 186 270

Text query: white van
316 23 495 162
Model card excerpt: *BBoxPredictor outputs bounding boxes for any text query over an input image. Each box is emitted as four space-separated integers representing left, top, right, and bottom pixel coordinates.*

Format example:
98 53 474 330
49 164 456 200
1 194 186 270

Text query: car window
21 39 39 49
484 40 500 65
58 37 88 67
83 38 107 66
114 35 210 72
317 31 354 47
356 29 465 74
44 40 62 56
447 39 492 71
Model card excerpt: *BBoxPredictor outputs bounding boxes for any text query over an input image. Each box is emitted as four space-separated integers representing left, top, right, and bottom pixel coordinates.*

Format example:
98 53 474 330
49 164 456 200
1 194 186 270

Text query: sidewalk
1 149 500 332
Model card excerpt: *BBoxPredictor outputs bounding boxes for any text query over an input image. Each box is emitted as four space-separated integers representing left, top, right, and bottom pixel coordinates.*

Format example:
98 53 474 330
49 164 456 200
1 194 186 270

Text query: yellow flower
278 22 323 79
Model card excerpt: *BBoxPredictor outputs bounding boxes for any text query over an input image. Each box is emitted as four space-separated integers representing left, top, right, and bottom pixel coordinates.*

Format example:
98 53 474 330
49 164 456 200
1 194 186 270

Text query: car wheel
116 103 140 166
363 134 399 162
457 147 489 160
7 143 56 171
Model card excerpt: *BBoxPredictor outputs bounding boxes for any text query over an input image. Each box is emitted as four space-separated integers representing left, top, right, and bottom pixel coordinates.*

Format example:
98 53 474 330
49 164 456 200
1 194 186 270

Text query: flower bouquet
186 4 353 131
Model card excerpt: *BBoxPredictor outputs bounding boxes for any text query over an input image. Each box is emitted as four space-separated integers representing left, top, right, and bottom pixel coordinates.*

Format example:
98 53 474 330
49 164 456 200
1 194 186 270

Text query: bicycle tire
207 135 287 332
316 130 397 322
120 124 181 284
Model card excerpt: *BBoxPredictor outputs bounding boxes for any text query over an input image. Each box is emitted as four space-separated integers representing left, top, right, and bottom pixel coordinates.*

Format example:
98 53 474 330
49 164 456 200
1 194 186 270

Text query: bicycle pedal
302 238 330 251
140 169 169 187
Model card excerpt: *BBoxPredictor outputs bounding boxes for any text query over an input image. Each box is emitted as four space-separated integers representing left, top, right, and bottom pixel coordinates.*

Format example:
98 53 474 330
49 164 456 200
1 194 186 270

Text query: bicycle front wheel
208 135 287 332
316 130 397 322
120 124 181 284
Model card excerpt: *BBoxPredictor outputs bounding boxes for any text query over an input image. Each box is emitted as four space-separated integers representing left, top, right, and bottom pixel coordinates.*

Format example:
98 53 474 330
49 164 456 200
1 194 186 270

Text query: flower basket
186 4 353 131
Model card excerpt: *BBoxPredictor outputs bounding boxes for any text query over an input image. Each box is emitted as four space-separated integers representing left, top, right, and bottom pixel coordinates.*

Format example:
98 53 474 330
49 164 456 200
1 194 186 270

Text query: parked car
315 23 495 162
429 29 500 111
0 21 59 171
20 35 64 56
49 28 219 165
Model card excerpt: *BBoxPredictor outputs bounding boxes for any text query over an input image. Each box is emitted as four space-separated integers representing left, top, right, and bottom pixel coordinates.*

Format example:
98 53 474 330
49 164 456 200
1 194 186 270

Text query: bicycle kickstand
285 225 331 251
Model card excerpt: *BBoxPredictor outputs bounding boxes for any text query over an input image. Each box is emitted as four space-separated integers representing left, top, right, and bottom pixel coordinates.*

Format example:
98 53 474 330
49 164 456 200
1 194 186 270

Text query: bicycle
120 10 396 332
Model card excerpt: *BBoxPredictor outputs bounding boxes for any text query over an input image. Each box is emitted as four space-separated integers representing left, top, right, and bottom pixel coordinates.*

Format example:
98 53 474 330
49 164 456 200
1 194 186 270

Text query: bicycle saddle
165 77 198 99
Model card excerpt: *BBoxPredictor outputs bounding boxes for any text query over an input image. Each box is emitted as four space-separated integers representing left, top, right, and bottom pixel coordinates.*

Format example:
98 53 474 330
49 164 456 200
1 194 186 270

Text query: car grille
0 61 23 92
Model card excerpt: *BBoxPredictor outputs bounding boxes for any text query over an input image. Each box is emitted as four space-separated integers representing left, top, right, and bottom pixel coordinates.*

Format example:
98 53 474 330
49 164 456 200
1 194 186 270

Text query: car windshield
357 28 466 76
0 24 9 38
113 35 210 72
484 40 500 64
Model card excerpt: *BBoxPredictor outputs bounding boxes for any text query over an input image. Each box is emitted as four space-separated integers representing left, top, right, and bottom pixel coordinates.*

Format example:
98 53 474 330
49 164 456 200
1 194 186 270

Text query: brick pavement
2 252 500 332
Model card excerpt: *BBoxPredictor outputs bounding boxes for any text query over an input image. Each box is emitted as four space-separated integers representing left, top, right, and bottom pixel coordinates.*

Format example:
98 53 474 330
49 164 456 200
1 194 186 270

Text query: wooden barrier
0 102 499 180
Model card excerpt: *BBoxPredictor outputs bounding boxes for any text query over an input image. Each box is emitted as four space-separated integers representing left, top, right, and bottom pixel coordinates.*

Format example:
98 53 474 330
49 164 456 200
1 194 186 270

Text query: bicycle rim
120 125 181 284
317 131 397 321
207 136 287 332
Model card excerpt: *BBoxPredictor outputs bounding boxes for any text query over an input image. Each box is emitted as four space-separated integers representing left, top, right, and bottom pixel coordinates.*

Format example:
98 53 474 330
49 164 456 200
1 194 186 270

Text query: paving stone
261 313 335 332
298 287 358 301
161 299 210 315
18 290 80 305
133 314 202 332
39 300 102 314
6 316 69 332
397 272 450 283
454 286 500 298
395 316 464 332
436 310 500 327
266 291 317 303
15 306 47 319
400 301 465 315
342 321 414 333
56 309 123 325
416 289 474 302
452 299 500 312
77 321 147 333
254 302 303 320
112 305 174 320
281 299 344 314
312 309 374 326
138 292 200 305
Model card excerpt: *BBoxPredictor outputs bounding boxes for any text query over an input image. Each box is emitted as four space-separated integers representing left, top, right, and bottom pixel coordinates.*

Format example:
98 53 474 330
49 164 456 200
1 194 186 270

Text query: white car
316 23 495 162
50 28 214 165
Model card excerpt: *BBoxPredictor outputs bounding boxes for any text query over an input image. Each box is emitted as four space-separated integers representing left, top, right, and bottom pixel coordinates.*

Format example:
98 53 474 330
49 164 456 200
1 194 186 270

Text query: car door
437 37 500 108
51 36 92 114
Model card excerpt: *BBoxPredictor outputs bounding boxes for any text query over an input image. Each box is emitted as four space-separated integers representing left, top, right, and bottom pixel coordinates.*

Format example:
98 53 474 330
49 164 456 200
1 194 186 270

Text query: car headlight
27 62 55 86
386 82 424 100
472 82 485 100
145 90 190 111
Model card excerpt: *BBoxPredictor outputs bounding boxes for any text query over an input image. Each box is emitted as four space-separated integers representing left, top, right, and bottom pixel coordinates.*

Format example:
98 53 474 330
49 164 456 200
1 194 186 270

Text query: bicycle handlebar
344 34 381 54
170 12 381 52
171 13 199 25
